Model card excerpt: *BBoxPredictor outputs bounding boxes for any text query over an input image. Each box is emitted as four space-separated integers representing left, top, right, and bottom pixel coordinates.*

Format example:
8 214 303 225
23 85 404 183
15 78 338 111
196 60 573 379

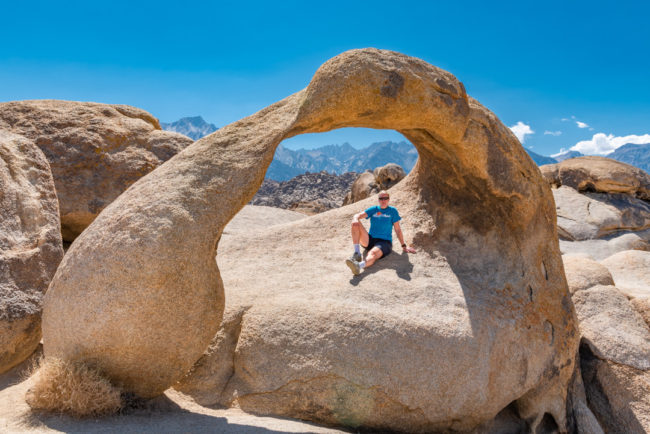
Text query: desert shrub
25 357 122 417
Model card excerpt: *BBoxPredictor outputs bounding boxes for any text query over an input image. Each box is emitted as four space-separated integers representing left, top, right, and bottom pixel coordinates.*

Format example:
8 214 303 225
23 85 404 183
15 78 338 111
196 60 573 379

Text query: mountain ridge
160 116 649 178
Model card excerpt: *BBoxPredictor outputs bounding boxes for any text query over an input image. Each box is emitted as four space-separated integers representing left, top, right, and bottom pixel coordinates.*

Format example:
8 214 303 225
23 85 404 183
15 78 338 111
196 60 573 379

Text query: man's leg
362 247 384 269
351 219 369 248
347 220 370 274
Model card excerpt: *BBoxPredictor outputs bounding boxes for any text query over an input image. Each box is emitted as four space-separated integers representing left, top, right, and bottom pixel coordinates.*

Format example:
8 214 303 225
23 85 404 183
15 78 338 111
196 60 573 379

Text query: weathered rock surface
251 171 358 215
343 163 406 205
373 162 406 189
562 255 614 293
559 229 650 261
0 100 193 241
541 156 650 200
568 250 650 432
631 298 650 328
553 185 650 241
580 343 650 433
572 285 650 371
42 49 577 431
600 250 650 299
0 131 63 373
341 171 376 205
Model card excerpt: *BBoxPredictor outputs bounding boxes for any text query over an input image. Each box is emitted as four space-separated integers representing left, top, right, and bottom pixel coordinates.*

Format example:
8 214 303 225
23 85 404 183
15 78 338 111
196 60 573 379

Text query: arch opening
243 127 416 217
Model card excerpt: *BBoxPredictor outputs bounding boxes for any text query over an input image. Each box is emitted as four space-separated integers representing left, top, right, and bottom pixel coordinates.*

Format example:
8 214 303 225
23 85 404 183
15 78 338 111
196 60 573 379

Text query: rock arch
42 49 578 430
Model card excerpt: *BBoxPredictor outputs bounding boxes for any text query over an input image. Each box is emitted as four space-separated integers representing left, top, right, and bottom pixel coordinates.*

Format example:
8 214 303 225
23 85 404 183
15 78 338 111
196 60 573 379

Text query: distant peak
160 116 218 140
181 115 205 122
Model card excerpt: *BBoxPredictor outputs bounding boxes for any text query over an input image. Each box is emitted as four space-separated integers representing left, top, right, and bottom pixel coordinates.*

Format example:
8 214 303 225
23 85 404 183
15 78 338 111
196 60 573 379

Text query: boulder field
40 49 578 431
563 250 650 432
541 157 650 260
251 171 358 215
0 131 63 373
0 100 193 241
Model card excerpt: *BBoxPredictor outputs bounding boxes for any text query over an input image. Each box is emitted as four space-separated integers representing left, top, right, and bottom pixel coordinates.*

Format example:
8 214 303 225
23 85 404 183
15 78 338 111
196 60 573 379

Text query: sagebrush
25 357 122 417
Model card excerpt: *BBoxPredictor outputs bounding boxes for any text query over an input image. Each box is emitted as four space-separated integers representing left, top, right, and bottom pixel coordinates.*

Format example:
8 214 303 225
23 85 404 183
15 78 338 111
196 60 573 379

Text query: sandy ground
0 349 346 433
1 207 343 434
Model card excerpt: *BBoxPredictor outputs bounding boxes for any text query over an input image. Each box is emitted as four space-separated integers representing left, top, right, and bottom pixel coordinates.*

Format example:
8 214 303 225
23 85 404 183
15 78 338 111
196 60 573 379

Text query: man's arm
393 221 416 253
353 211 367 222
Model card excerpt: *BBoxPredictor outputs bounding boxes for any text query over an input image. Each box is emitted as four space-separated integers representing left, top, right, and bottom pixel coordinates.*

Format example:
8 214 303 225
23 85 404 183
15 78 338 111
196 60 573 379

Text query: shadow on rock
349 251 414 285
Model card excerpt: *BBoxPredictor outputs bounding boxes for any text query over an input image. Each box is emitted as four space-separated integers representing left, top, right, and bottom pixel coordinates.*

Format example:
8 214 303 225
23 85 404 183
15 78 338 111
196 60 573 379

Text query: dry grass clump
25 357 122 417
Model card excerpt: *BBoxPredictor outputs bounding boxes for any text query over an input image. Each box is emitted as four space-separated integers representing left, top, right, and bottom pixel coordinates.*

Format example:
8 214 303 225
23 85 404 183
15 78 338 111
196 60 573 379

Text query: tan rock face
601 250 650 299
42 49 578 430
572 285 650 371
631 298 650 329
0 131 63 373
342 171 377 205
0 100 193 241
541 156 650 200
562 255 614 293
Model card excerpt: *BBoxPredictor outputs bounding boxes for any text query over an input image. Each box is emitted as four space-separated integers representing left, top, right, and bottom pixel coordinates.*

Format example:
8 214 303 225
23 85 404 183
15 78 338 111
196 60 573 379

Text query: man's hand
352 211 368 223
402 245 416 254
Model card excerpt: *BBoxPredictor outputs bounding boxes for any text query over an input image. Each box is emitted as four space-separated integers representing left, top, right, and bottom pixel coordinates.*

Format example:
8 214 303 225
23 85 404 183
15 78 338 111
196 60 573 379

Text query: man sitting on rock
346 190 416 275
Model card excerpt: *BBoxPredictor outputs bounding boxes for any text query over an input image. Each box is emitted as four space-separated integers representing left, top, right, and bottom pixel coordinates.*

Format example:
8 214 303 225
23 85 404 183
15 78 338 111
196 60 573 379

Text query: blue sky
1 1 649 155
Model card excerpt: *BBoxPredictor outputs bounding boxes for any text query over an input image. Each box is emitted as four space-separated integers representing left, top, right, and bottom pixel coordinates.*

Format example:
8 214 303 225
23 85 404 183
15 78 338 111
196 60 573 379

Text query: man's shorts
363 235 392 258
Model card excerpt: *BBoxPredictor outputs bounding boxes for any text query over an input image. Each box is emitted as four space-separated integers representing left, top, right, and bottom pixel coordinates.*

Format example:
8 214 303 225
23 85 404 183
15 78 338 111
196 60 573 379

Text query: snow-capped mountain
160 117 648 180
160 116 218 140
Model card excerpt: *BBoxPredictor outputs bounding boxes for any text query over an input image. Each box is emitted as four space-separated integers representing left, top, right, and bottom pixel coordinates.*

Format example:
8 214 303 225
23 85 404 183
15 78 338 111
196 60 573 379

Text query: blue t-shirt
364 205 402 241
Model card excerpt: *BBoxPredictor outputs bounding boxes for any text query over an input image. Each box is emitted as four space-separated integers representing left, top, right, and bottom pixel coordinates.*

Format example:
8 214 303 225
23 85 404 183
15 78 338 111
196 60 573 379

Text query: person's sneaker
345 258 361 275
352 251 362 262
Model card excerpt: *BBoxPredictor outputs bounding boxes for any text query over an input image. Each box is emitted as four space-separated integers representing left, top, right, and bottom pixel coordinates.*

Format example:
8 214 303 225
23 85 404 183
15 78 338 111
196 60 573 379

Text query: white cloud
550 148 567 158
509 121 534 143
570 133 650 155
576 121 589 129
561 118 570 122
544 130 562 136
